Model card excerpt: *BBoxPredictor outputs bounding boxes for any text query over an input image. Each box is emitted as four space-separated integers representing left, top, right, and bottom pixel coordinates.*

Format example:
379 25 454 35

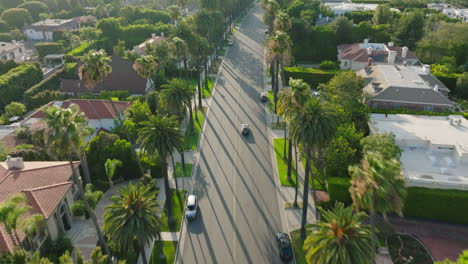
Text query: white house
442 8 468 22
22 99 132 138
23 19 81 41
0 41 28 62
0 157 80 253
369 114 468 190
337 40 420 71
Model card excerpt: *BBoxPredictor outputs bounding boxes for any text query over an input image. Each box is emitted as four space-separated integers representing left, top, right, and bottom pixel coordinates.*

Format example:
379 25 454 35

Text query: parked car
241 124 249 136
228 40 234 46
276 232 293 262
260 91 268 102
185 195 198 220
265 29 269 34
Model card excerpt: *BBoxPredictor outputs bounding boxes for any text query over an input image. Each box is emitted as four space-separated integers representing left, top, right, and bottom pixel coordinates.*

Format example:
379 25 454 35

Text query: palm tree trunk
270 60 275 92
80 151 91 184
67 157 111 259
371 196 377 252
310 155 319 221
162 160 174 225
287 138 293 182
293 143 299 207
170 154 179 192
139 237 148 264
183 56 188 79
283 125 287 159
204 59 209 96
300 150 311 240
180 152 186 177
158 234 166 259
198 67 203 108
188 104 194 135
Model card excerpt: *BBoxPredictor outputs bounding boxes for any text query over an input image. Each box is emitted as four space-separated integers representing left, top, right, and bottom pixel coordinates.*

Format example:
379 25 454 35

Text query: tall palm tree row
348 152 407 251
303 202 375 264
138 115 185 225
43 105 111 257
104 183 163 264
289 98 338 239
133 55 158 93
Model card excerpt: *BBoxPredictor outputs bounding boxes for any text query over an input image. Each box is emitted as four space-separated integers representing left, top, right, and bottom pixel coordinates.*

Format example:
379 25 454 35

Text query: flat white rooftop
370 114 468 190
378 64 431 89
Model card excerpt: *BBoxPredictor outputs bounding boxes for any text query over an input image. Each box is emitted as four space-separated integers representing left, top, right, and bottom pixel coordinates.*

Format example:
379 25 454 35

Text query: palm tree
138 115 184 225
290 98 338 239
169 37 189 78
278 78 312 182
104 183 162 264
22 214 45 250
273 11 292 32
303 202 374 264
104 159 122 187
133 55 158 93
43 105 111 257
348 152 407 252
166 5 180 24
267 31 292 115
160 78 195 134
190 35 211 108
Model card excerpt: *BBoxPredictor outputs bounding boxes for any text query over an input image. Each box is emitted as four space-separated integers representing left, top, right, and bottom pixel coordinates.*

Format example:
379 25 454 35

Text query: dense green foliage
17 1 48 20
0 8 32 28
34 42 64 59
65 42 91 62
0 59 18 75
0 63 42 109
328 177 352 204
344 10 374 24
284 66 338 88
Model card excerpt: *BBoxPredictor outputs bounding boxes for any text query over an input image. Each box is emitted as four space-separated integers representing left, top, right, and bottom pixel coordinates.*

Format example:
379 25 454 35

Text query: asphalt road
178 4 284 264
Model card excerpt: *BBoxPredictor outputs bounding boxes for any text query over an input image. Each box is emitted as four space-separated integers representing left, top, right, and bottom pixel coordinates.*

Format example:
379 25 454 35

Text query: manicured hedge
328 177 468 224
120 23 171 48
404 187 468 225
34 42 64 59
433 74 458 92
0 63 42 108
0 60 18 75
284 66 339 88
328 177 352 204
64 42 91 62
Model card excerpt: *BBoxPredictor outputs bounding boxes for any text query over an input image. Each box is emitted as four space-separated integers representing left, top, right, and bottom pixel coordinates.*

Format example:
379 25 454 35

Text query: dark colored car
241 124 249 136
260 91 268 102
276 232 293 262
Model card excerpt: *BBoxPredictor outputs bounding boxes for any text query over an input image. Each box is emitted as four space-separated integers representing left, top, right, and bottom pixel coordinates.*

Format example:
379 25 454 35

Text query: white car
185 195 198 220
228 40 234 46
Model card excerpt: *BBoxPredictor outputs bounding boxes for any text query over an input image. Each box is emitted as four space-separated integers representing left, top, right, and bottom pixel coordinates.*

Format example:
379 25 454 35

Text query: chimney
161 32 165 37
5 156 24 170
364 39 369 44
423 64 431 74
402 46 408 59
367 57 374 66
388 51 397 65
433 85 439 92
388 42 394 47
367 47 373 55
151 33 156 38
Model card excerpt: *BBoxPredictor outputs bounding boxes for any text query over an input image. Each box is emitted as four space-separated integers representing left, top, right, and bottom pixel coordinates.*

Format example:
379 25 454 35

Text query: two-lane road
178 4 284 264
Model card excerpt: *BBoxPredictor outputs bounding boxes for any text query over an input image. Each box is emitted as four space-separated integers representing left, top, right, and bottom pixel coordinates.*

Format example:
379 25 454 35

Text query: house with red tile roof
337 40 420 71
22 99 131 137
133 33 167 55
0 157 80 253
60 56 151 96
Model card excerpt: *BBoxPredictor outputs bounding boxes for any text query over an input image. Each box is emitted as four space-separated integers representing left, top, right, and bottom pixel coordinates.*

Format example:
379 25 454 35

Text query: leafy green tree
126 100 151 125
43 105 111 257
361 133 401 160
394 11 425 50
166 5 180 24
456 73 468 99
84 184 104 210
0 20 10 33
4 101 26 118
290 98 338 239
104 159 122 186
2 0 24 9
138 115 184 225
331 16 354 45
133 55 158 92
304 202 374 264
372 4 393 25
104 183 162 264
349 152 407 251
169 37 188 77
9 28 23 40
80 27 102 45
96 17 121 40
436 250 468 264
1 8 32 29
17 1 48 21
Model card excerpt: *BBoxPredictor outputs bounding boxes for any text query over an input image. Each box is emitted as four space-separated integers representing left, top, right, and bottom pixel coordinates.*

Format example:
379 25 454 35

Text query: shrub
1 8 32 29
284 66 339 88
0 20 9 33
34 42 64 60
0 60 18 75
9 148 49 161
120 23 171 48
15 126 30 139
71 200 86 216
404 187 468 225
3 101 26 118
15 144 34 150
0 32 12 41
64 42 91 62
24 63 76 101
328 177 352 204
42 235 73 264
318 60 339 70
0 63 43 109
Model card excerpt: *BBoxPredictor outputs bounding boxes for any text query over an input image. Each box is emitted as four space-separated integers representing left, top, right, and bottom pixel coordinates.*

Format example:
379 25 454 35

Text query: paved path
177 4 284 264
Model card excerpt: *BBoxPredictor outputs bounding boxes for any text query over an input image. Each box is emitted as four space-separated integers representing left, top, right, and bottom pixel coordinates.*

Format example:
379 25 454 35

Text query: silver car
185 195 198 220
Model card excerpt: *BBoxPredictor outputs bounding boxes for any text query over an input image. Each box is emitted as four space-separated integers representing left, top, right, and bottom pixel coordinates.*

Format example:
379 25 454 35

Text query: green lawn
174 162 193 178
149 241 178 264
290 226 313 264
267 90 275 113
160 189 186 232
184 109 205 151
273 138 298 187
202 78 215 98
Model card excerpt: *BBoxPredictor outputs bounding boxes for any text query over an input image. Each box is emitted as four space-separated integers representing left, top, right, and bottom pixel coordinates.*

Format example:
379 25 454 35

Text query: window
394 104 401 109
344 61 347 66
9 52 15 59
19 48 22 53
1 55 6 60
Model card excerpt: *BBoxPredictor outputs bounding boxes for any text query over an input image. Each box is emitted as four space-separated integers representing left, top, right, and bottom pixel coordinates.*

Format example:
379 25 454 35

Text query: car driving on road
276 232 293 262
185 195 198 221
260 91 268 102
241 124 250 136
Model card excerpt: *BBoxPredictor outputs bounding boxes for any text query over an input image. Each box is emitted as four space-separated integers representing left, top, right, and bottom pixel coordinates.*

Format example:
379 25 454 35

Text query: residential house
133 33 167 56
122 0 143 6
369 114 468 190
60 56 151 96
337 40 420 70
0 41 28 62
22 99 131 137
324 2 399 16
442 8 468 22
0 157 80 253
358 64 453 111
23 18 81 41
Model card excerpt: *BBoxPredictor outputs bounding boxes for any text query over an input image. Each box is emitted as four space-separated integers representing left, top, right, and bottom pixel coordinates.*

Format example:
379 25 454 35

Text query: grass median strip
160 189 186 232
150 241 178 264
184 109 205 151
174 162 193 178
290 226 313 264
273 138 298 187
